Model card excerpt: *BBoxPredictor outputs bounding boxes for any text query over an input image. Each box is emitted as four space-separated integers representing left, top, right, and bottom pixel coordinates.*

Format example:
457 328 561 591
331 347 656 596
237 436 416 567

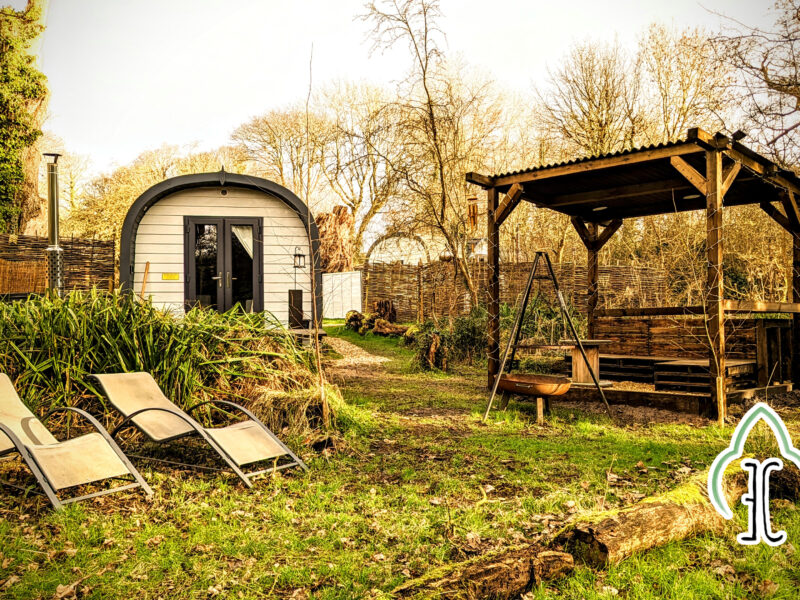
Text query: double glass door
185 217 263 312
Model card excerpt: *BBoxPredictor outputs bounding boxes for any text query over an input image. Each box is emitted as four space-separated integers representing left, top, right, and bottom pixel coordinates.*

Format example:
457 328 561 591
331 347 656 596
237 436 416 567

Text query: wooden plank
487 187 500 388
465 172 494 188
570 217 594 249
794 233 800 385
706 147 726 425
596 306 705 317
586 223 599 338
491 143 702 187
595 220 623 250
783 190 800 228
727 383 793 403
759 201 794 234
670 156 708 196
724 299 800 313
558 387 705 415
495 183 524 226
547 178 693 208
721 162 741 196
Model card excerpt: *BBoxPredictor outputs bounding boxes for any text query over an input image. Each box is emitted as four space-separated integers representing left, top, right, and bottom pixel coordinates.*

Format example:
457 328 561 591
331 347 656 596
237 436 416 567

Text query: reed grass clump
0 289 328 434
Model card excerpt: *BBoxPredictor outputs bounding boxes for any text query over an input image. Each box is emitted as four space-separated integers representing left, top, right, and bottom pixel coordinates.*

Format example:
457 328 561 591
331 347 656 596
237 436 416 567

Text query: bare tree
320 82 400 263
231 107 329 203
639 24 733 143
362 0 503 305
714 0 800 166
537 40 645 157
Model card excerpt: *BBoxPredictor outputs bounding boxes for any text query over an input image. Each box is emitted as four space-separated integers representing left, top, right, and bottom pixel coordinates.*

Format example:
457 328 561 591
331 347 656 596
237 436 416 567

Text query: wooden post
536 397 545 425
487 187 500 388
417 260 424 322
793 234 800 385
586 222 599 339
706 148 726 425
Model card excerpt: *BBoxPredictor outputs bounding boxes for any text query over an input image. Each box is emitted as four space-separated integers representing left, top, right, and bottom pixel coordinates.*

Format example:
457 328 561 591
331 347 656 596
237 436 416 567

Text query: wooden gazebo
467 128 800 423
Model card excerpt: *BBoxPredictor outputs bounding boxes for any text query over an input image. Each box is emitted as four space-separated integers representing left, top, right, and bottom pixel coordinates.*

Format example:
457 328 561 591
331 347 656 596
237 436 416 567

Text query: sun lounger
91 372 307 487
0 374 153 509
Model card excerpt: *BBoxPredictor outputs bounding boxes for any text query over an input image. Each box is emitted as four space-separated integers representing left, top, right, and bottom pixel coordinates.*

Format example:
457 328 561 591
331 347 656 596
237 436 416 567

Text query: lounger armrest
187 399 267 429
0 422 30 454
44 407 113 441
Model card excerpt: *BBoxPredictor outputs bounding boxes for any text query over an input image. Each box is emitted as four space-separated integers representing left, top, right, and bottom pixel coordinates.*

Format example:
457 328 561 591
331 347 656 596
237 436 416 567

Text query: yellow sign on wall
161 273 180 281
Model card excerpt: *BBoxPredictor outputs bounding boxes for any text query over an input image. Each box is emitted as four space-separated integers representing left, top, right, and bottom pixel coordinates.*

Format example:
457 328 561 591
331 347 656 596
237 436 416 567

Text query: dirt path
325 335 390 383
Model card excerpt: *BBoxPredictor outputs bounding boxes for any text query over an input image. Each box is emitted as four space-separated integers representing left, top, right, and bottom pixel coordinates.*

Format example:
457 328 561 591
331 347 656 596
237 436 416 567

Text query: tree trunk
554 469 747 567
393 546 573 600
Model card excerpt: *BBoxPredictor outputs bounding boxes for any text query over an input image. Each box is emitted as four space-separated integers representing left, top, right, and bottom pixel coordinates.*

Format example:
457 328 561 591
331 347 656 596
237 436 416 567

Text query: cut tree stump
393 546 573 599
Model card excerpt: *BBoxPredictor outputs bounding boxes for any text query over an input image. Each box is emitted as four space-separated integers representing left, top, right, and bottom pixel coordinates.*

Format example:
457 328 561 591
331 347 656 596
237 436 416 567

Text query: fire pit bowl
497 374 571 397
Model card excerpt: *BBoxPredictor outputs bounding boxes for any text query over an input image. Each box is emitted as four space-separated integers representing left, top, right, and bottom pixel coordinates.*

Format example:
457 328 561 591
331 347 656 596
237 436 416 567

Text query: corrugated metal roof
491 139 689 178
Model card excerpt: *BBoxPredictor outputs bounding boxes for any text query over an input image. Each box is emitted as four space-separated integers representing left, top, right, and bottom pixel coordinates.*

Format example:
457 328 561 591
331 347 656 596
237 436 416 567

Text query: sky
10 0 777 175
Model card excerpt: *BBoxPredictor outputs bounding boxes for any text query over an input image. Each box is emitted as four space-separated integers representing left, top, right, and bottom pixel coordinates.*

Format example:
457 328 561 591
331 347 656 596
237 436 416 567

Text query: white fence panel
323 271 362 319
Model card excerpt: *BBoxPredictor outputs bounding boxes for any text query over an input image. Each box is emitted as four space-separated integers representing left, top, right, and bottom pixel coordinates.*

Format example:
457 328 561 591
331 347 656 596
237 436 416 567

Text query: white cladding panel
133 186 313 323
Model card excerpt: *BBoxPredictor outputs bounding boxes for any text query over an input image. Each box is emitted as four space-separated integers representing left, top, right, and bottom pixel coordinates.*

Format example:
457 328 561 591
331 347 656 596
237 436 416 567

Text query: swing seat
497 374 571 397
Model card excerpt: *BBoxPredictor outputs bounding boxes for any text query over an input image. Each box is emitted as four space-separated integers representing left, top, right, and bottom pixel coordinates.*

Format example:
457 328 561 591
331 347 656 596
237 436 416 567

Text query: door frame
223 217 264 313
184 216 264 312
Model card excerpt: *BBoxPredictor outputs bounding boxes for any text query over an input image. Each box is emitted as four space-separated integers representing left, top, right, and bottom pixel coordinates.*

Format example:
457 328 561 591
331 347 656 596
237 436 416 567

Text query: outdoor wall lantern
294 247 306 269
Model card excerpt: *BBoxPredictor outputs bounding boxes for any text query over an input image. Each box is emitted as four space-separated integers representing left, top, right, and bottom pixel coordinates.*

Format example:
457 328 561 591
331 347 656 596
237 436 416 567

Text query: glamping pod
119 172 321 326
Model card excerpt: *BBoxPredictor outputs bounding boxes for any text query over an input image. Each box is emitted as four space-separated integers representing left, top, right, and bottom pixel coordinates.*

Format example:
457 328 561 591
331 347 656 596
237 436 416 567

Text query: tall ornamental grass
0 290 327 433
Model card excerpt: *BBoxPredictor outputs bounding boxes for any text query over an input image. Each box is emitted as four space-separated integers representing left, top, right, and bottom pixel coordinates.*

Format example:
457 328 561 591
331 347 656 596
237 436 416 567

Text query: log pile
372 318 408 337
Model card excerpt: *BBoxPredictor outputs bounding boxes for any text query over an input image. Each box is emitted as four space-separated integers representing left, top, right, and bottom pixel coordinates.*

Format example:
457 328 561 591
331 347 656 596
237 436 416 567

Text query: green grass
1 328 799 598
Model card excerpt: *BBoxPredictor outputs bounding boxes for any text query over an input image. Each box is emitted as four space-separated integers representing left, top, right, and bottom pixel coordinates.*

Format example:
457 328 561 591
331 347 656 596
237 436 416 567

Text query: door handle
211 272 222 288
226 272 236 288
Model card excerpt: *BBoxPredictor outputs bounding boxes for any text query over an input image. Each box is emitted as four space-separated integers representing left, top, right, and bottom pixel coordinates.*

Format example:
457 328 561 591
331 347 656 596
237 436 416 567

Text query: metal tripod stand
482 251 614 421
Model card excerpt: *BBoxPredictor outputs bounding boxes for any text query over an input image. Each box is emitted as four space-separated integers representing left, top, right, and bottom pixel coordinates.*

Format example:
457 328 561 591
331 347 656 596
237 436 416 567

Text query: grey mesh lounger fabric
0 374 152 509
92 372 307 487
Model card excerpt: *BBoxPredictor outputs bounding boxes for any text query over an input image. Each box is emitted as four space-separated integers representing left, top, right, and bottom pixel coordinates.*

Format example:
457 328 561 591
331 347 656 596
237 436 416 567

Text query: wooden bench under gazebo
467 128 800 423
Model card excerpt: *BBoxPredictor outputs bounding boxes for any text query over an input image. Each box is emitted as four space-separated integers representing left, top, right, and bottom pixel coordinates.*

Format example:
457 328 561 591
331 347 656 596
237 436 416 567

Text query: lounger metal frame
0 407 153 509
103 393 308 488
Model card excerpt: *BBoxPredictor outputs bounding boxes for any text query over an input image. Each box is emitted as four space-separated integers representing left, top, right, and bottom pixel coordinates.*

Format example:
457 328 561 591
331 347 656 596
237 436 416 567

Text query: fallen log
393 546 573 599
372 319 408 337
554 468 748 567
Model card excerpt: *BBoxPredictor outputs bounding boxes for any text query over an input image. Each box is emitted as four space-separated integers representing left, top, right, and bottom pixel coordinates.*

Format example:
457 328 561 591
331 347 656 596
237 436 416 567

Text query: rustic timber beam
491 143 702 187
595 306 706 317
724 299 800 313
760 201 795 235
670 156 708 196
465 172 495 188
548 178 693 208
570 217 594 249
571 217 621 251
721 162 741 196
706 147 726 426
594 219 623 250
494 183 524 226
486 187 500 388
595 301 800 318
686 127 716 149
782 190 800 229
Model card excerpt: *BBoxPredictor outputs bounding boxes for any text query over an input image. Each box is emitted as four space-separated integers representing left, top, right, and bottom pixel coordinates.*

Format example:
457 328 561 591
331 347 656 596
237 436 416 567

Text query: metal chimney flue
43 153 63 296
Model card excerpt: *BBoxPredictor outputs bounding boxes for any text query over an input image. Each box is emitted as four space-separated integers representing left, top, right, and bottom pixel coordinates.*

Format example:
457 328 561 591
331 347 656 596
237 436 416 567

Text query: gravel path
324 336 390 383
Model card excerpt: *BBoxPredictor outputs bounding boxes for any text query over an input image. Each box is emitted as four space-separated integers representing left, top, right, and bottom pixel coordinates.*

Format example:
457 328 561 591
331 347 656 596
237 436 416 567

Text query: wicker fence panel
0 234 115 295
361 260 669 323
